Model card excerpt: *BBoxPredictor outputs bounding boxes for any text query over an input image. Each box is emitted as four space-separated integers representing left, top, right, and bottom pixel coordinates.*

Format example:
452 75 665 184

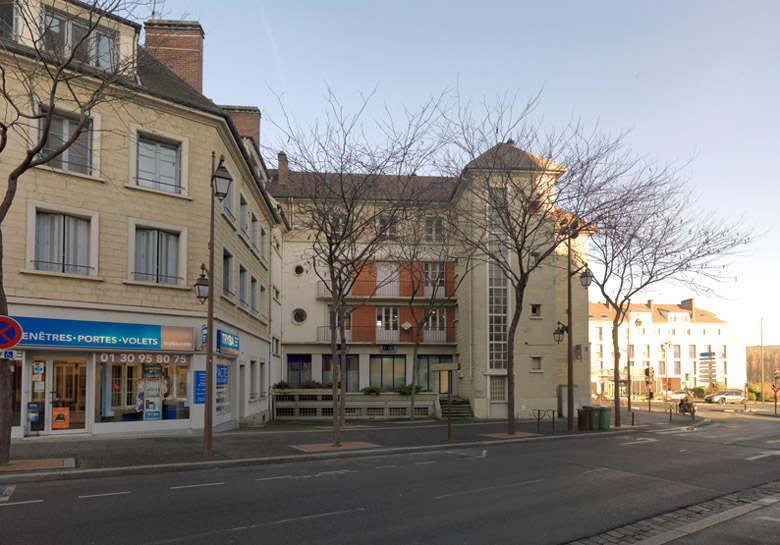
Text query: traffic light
644 368 650 377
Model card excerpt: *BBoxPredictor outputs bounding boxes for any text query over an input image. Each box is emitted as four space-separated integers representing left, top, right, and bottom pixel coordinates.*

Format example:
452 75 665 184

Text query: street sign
0 316 23 350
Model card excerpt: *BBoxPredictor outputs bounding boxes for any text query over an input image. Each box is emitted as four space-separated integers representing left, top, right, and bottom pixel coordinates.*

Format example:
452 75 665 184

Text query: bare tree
391 203 473 420
0 0 160 465
443 93 650 434
587 164 753 426
266 88 446 445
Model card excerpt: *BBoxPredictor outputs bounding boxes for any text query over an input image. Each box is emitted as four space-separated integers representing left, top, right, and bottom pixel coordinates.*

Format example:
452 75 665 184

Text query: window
369 355 405 391
238 265 248 308
250 276 258 314
273 286 281 302
629 345 634 359
417 355 453 392
287 354 312 387
1 2 16 40
239 196 249 237
423 262 445 296
595 327 602 341
222 249 233 297
323 355 359 391
272 337 280 356
34 211 90 274
259 285 268 319
259 361 266 396
134 228 179 284
378 216 397 241
376 307 399 334
251 213 259 250
659 360 666 376
531 356 542 371
719 345 727 359
673 345 681 359
530 304 541 317
42 9 116 69
259 226 267 261
689 345 696 359
40 111 92 174
488 259 508 370
137 135 181 194
593 344 603 358
489 375 506 401
674 360 681 375
328 305 352 329
425 217 444 242
292 309 307 324
223 177 235 220
250 360 258 398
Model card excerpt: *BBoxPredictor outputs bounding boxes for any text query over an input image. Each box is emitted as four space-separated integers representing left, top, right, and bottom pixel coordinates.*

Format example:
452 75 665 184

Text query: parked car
668 390 688 400
704 390 746 404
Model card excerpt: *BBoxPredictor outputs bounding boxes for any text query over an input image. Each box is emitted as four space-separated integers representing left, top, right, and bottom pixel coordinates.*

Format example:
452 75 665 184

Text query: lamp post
553 219 592 431
626 315 642 411
194 153 232 456
662 339 672 403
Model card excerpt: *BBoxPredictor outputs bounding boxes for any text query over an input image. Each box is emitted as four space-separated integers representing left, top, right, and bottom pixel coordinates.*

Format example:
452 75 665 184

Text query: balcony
316 325 456 344
316 280 456 299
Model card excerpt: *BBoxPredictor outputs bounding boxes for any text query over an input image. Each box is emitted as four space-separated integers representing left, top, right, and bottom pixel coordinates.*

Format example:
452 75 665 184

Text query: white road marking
746 451 780 461
725 436 759 443
147 508 366 544
620 437 659 446
415 461 437 465
0 485 15 503
255 475 292 482
434 479 543 500
583 468 608 474
0 500 43 507
375 465 397 469
680 449 687 452
766 439 780 444
758 516 780 523
170 482 225 490
78 491 131 499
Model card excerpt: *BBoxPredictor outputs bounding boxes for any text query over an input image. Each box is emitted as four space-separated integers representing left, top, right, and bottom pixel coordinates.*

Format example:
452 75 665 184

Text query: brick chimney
220 106 261 147
647 299 655 313
277 152 288 184
680 298 696 321
144 20 205 92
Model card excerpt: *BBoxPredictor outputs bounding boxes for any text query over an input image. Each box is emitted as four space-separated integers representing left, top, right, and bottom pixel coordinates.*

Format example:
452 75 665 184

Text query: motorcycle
678 398 696 415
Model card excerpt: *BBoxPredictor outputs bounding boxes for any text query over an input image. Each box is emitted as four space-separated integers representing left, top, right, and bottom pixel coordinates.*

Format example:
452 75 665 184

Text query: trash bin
599 406 612 430
588 406 601 430
577 407 590 430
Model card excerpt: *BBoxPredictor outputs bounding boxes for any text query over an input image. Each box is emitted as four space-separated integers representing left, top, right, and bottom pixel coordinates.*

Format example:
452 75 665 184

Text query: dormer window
42 9 116 70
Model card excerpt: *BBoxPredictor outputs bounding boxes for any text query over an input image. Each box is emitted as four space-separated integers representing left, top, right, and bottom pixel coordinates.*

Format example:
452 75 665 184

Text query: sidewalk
1 407 705 482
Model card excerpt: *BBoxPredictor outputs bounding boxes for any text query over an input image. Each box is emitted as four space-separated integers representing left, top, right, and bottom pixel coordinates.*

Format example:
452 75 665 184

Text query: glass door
50 356 87 432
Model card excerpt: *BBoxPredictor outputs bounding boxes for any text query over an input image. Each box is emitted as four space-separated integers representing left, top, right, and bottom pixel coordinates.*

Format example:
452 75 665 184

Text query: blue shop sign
216 365 229 386
217 330 239 356
13 316 194 351
194 371 206 404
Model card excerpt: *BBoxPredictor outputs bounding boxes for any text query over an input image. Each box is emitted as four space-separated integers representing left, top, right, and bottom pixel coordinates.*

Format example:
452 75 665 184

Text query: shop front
11 316 195 437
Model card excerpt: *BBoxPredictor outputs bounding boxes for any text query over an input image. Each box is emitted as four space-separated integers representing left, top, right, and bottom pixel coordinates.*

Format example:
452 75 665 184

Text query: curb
1 424 651 484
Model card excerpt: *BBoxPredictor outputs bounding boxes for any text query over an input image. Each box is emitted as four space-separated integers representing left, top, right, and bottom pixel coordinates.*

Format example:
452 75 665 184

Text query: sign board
381 345 396 352
13 316 193 351
194 371 206 404
0 316 23 349
3 350 22 360
431 362 458 371
52 407 70 429
97 353 190 365
216 365 229 386
773 386 779 394
217 330 239 356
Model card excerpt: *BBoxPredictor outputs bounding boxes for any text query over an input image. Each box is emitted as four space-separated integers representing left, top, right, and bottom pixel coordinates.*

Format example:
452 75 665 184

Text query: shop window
216 360 231 415
369 355 406 392
287 354 312 387
417 355 452 392
322 355 359 391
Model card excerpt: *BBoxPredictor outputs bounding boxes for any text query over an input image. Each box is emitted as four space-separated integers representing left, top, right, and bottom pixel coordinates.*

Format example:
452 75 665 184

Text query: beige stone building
1 1 285 437
267 143 592 420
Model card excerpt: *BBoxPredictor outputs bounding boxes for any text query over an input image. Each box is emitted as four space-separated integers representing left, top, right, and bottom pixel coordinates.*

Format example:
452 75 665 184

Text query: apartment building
268 143 592 420
588 299 746 396
1 1 285 438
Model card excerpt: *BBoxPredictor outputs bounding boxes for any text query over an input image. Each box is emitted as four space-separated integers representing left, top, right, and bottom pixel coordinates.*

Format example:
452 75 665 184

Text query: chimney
680 298 696 321
278 152 288 184
144 20 205 92
647 299 655 313
220 106 261 148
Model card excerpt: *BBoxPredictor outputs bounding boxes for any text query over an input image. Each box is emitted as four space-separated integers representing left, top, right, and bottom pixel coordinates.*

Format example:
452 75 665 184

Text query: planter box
272 389 440 420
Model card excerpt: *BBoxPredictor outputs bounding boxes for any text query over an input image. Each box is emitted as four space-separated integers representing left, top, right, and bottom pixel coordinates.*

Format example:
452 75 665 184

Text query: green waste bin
599 406 612 429
588 406 601 430
577 407 590 430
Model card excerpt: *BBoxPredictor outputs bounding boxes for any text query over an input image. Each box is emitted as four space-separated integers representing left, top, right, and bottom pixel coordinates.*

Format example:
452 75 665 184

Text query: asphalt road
2 413 780 545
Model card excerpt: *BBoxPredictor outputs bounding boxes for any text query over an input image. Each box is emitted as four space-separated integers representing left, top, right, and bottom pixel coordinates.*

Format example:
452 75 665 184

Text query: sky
156 0 779 345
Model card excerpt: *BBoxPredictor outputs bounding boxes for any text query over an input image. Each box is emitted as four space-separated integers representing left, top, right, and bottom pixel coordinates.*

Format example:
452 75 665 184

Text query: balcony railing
316 325 455 344
316 280 456 299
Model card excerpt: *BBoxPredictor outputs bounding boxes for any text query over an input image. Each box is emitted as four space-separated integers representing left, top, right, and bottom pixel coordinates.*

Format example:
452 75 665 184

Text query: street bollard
632 412 635 426
549 409 555 433
533 409 543 434
669 407 673 422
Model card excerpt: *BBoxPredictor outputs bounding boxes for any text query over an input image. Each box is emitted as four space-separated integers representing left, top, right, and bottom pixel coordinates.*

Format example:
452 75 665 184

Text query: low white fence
272 389 440 420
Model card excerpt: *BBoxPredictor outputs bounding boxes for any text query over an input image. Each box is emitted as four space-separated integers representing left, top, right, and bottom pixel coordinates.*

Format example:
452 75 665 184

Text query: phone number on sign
97 353 190 364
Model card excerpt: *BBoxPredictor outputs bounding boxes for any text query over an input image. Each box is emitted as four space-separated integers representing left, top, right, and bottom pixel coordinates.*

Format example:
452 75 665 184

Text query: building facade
1 1 285 438
268 143 592 420
588 299 747 397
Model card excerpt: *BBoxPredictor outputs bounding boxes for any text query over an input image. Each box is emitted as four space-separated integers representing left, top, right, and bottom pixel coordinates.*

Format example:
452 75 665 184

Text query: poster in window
143 365 163 420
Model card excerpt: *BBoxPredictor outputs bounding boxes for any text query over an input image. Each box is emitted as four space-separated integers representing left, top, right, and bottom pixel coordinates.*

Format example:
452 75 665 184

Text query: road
2 413 779 545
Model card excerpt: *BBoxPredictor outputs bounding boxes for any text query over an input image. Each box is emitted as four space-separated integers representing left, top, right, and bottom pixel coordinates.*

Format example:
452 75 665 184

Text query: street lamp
556 219 592 431
194 152 232 456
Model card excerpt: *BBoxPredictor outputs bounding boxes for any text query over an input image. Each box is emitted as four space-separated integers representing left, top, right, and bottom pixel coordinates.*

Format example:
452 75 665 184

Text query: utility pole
760 317 764 404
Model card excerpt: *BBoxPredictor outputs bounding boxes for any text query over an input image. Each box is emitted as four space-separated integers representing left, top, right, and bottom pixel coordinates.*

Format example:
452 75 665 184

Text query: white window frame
425 216 444 243
259 225 268 263
259 285 268 321
41 7 118 69
128 124 189 198
1 1 18 41
25 200 100 278
250 275 258 315
126 218 188 288
222 168 236 223
250 212 259 251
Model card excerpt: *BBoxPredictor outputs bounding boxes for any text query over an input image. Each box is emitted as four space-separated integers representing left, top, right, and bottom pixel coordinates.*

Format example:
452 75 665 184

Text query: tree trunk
506 283 525 435
409 323 423 421
338 310 347 428
329 283 341 447
612 314 622 427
